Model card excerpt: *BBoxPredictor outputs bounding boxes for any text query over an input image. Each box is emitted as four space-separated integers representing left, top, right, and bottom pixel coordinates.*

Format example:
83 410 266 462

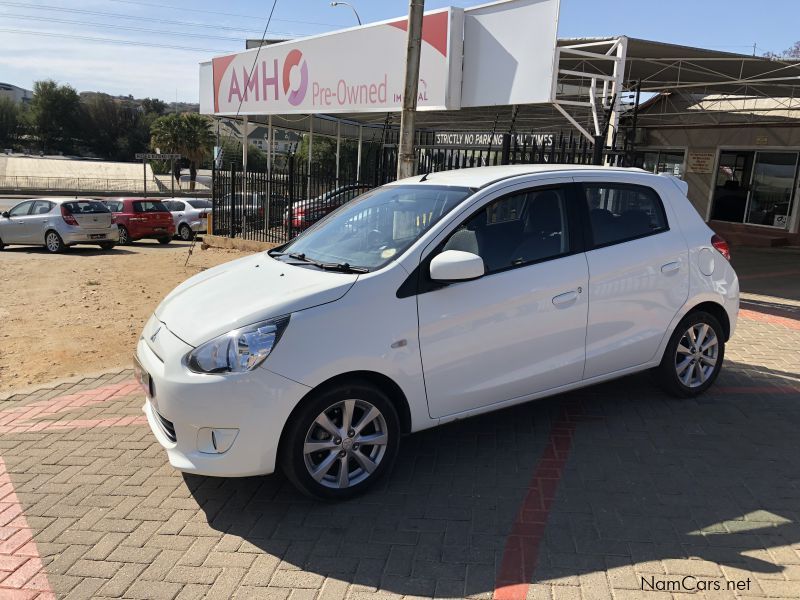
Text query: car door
416 181 589 419
26 200 55 242
579 177 689 379
1 201 35 243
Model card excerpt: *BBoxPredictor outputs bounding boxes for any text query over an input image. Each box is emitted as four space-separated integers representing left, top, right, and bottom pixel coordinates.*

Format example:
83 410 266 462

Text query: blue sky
0 0 797 101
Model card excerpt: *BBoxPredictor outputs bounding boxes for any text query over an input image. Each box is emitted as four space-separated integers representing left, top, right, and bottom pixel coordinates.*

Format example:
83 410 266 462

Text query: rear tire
44 230 65 253
280 380 400 500
179 224 192 241
158 237 171 245
118 226 130 245
99 242 115 251
655 310 725 398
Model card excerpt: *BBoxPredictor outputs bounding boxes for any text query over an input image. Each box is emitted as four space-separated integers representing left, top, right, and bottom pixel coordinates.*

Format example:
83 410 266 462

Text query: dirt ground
0 240 251 392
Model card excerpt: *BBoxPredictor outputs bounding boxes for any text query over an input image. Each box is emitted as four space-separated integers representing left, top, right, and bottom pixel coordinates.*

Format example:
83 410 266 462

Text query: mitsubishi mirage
135 166 739 499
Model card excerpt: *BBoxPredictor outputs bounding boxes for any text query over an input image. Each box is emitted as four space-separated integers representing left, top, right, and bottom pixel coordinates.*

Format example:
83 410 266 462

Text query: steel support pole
605 36 628 161
307 116 313 200
335 120 341 187
266 114 272 232
142 158 147 196
397 0 425 180
356 125 363 183
242 116 249 203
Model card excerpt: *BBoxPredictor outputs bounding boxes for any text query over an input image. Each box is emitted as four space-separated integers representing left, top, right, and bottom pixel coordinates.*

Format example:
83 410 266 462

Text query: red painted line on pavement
739 308 800 331
0 380 145 434
0 457 55 600
493 409 583 600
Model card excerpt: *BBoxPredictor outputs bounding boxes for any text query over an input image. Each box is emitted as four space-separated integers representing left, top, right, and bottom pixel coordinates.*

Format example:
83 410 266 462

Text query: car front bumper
135 325 310 477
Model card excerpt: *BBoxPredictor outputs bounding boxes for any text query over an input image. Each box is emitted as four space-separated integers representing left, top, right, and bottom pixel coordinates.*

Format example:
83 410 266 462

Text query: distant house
0 83 33 105
219 120 302 155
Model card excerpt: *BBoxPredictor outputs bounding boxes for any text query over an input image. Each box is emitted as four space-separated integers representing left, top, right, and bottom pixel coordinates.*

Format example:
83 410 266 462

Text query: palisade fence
213 130 627 244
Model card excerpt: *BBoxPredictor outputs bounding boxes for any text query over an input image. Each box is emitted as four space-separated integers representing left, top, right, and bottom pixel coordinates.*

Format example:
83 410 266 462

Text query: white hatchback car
135 166 739 499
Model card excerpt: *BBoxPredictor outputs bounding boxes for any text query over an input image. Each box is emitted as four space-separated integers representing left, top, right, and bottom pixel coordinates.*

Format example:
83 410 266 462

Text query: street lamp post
330 1 362 25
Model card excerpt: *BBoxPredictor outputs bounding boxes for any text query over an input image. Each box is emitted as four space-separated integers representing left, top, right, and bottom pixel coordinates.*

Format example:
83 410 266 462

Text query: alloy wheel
674 322 719 388
46 232 61 252
119 227 129 244
303 399 389 489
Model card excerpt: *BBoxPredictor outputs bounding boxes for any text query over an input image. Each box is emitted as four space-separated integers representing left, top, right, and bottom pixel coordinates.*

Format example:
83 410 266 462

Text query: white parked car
162 198 211 241
135 165 739 499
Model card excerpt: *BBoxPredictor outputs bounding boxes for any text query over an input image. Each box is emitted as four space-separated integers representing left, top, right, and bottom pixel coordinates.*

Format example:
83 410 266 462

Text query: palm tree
150 113 214 190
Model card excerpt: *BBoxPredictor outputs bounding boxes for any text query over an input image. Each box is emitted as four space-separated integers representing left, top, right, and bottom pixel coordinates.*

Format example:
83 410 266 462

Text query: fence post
500 133 511 165
287 154 295 241
229 163 237 238
592 135 604 166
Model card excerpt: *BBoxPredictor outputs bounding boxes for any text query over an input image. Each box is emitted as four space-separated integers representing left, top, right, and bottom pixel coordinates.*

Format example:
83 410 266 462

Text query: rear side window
104 201 123 212
187 200 211 209
62 201 110 214
134 201 169 213
583 183 668 247
31 201 54 215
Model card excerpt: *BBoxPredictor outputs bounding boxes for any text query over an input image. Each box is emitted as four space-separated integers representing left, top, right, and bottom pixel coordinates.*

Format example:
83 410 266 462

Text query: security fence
212 131 628 244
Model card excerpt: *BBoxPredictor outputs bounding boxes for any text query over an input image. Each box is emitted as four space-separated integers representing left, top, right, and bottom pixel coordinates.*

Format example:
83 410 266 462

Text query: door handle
552 290 579 306
661 261 681 274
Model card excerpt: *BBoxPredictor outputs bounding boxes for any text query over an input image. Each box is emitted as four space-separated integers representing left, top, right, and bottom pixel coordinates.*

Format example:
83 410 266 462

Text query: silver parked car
0 198 119 253
162 198 211 241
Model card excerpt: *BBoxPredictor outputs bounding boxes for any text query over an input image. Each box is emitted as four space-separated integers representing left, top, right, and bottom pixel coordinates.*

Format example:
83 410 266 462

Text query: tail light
711 234 731 261
111 214 117 224
60 205 79 226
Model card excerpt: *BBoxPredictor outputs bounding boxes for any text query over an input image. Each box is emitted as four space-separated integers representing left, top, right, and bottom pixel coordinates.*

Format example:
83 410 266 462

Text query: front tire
280 381 400 500
655 310 725 397
44 230 66 253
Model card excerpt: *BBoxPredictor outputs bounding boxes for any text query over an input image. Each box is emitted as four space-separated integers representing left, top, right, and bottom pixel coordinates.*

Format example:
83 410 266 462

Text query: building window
635 150 685 178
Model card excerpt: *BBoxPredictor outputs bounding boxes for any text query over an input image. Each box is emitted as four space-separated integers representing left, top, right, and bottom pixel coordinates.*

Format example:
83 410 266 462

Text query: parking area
0 247 799 600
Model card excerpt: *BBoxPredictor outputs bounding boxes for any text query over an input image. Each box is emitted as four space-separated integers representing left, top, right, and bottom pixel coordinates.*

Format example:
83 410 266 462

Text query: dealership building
199 0 800 245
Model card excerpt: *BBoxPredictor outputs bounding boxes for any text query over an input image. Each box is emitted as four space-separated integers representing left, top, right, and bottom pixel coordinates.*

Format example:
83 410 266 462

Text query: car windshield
134 201 169 213
278 184 472 270
62 201 110 214
187 200 212 209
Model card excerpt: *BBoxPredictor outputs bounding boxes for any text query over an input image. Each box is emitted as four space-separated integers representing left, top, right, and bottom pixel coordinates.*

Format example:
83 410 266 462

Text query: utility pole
397 0 425 180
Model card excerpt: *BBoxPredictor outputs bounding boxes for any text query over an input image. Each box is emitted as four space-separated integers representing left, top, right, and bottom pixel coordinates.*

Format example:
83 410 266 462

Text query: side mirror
1 211 9 218
429 250 485 282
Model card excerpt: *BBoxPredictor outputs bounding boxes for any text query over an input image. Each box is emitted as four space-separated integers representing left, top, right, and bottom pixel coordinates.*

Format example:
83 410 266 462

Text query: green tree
150 113 214 190
81 93 150 160
29 80 81 153
0 98 25 149
141 97 167 116
295 135 359 177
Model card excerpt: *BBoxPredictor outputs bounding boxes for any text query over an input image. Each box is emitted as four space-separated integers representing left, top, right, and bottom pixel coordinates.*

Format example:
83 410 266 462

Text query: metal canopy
224 36 800 148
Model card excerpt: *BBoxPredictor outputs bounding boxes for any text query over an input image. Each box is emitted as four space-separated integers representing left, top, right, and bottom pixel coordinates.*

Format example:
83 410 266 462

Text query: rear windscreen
133 201 169 213
62 201 110 214
187 200 212 209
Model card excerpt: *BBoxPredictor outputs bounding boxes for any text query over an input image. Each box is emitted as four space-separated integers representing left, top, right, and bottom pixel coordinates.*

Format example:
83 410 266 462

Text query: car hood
155 253 358 346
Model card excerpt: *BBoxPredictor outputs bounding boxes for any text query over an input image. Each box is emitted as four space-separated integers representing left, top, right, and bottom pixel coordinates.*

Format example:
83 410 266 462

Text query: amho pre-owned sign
208 8 463 115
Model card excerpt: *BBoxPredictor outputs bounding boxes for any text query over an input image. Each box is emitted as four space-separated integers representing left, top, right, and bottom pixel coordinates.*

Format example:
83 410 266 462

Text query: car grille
155 410 177 443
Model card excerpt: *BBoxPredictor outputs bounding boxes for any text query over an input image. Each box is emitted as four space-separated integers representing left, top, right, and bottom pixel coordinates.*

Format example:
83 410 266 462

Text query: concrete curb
202 234 279 253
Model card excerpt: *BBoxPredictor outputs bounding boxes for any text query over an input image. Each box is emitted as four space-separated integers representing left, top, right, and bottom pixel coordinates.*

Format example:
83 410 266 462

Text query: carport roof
229 36 800 137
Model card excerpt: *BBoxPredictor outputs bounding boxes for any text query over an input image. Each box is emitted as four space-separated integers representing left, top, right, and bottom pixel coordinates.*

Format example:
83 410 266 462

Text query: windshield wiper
282 252 368 273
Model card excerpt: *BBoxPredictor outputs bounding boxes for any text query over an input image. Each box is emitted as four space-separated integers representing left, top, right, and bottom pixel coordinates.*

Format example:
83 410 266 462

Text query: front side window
584 183 668 247
279 185 472 270
134 201 169 213
8 201 33 216
443 187 571 273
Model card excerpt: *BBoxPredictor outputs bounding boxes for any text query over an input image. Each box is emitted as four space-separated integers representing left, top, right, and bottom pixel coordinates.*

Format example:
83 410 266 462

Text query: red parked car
103 198 175 245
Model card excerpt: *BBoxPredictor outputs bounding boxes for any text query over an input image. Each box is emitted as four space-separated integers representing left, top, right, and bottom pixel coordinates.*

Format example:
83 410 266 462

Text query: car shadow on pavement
185 363 800 597
2 246 138 256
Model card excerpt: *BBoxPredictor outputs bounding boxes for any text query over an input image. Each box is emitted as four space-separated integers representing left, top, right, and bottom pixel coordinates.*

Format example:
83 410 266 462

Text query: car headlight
186 316 289 374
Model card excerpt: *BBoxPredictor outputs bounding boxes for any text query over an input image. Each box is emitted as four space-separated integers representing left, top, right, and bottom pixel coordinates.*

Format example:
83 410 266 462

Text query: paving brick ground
1 247 799 600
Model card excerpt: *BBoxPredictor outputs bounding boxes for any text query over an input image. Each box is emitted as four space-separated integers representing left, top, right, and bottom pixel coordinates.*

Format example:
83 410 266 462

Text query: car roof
386 165 648 189
19 197 99 204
